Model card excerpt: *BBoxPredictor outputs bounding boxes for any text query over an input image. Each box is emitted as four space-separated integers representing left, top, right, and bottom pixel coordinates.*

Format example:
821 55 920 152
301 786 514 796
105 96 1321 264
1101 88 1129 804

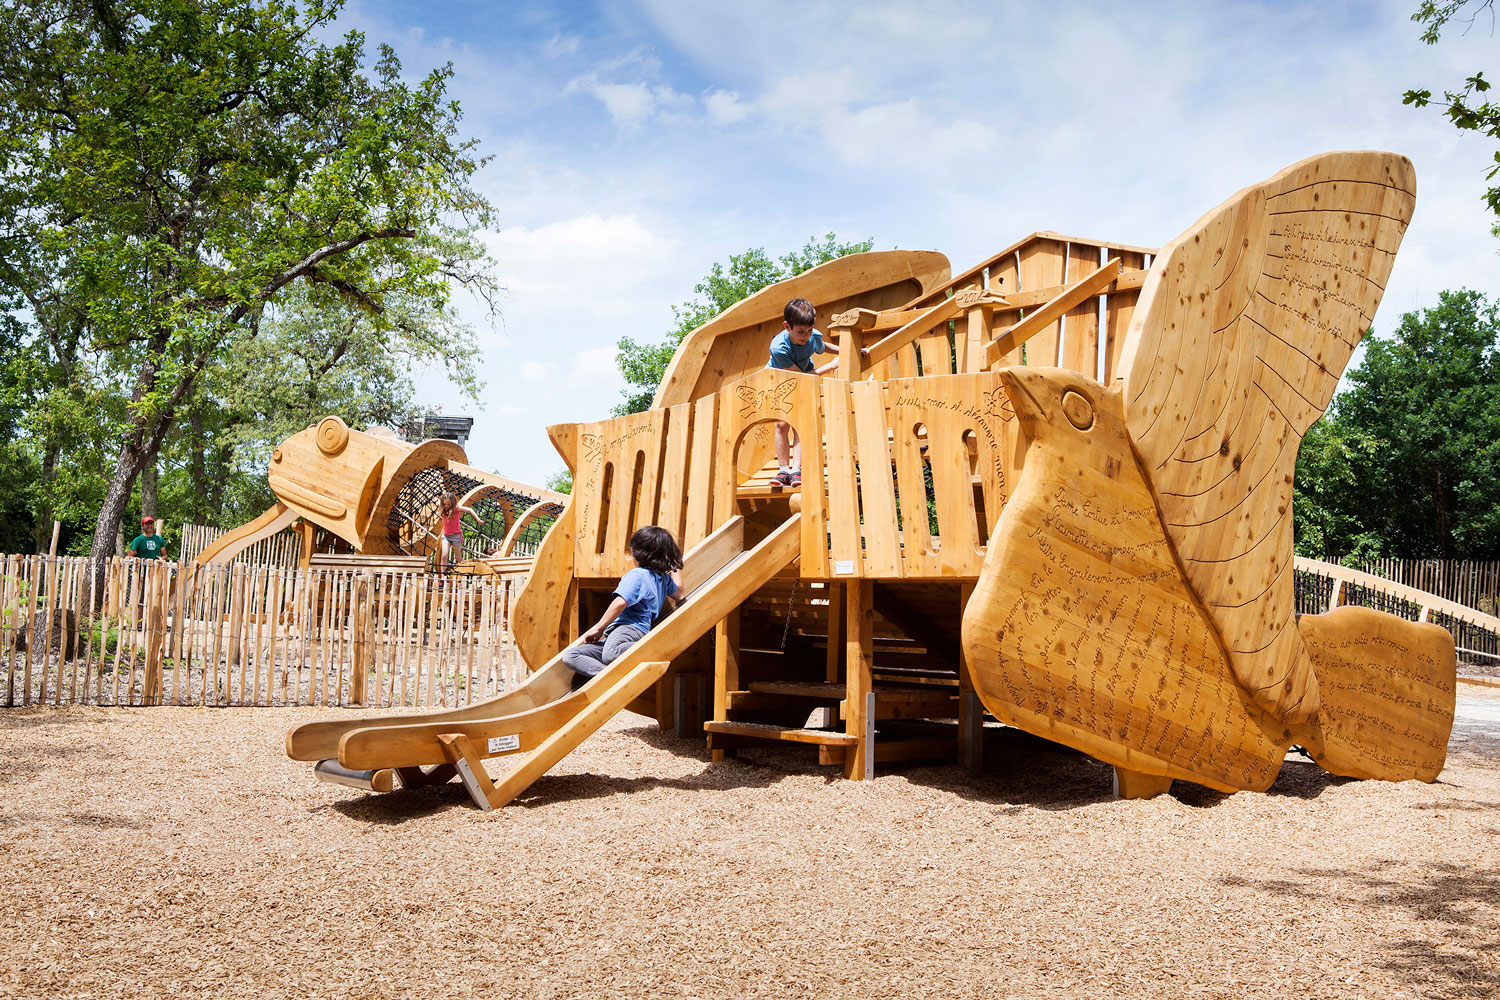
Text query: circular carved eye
316 416 350 456
1061 389 1094 431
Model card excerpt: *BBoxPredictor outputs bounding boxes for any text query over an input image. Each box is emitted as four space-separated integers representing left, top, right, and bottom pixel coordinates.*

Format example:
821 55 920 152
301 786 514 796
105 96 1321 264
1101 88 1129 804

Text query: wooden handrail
1295 556 1500 632
985 258 1121 367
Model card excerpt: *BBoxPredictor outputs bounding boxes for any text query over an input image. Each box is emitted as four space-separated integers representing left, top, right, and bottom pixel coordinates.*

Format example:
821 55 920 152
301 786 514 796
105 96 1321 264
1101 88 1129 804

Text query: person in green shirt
128 516 165 559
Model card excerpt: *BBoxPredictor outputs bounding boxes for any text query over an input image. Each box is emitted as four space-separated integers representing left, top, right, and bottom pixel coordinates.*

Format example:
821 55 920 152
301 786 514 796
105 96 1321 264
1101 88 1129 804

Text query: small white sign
834 560 856 575
487 734 520 754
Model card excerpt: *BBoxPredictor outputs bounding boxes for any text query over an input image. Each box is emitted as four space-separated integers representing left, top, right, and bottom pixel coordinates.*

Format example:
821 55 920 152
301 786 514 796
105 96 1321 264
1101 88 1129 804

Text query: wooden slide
286 513 802 810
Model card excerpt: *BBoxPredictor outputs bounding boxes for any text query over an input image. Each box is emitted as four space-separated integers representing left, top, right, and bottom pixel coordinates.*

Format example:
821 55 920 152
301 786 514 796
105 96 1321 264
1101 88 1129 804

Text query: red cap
141 516 154 525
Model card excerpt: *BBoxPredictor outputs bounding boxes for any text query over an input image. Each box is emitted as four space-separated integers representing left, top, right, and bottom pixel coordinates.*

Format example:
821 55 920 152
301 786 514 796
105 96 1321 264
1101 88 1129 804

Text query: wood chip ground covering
3 690 1499 1000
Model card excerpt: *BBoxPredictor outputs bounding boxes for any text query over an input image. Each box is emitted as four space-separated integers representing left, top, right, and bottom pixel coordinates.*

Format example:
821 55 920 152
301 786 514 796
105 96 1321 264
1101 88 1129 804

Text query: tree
0 0 496 574
1404 1 1500 232
613 233 873 415
545 469 572 495
1293 289 1500 559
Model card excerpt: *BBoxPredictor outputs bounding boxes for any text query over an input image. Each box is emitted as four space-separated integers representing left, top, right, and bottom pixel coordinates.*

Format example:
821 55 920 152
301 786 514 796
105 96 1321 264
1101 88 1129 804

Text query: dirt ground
2 686 1498 1000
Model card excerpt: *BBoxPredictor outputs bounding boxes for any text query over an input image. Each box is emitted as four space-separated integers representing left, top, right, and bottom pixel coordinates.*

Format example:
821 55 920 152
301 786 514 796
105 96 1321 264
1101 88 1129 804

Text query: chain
779 576 800 652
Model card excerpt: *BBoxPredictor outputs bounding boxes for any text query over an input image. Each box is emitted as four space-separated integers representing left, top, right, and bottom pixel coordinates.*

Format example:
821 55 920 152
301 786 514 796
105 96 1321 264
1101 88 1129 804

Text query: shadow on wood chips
328 720 1372 822
1221 860 1500 998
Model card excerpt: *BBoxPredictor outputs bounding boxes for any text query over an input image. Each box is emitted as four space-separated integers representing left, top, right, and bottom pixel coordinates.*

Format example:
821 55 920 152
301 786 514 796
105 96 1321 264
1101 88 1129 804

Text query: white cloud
704 88 751 124
591 81 656 124
346 0 1500 487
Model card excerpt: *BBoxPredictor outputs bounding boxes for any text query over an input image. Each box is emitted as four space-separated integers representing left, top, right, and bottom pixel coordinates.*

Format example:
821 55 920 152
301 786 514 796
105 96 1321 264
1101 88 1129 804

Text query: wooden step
702 721 857 746
746 681 844 699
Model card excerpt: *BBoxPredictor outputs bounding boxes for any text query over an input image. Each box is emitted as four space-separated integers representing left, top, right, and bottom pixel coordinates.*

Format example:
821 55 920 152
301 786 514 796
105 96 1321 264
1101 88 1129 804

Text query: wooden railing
1294 556 1500 664
1310 557 1500 618
565 368 1020 581
0 554 530 708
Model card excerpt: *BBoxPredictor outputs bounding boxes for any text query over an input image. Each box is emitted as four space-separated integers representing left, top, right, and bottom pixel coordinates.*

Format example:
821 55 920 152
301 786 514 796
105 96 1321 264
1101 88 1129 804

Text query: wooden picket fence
1327 558 1500 618
178 521 302 569
1 554 530 708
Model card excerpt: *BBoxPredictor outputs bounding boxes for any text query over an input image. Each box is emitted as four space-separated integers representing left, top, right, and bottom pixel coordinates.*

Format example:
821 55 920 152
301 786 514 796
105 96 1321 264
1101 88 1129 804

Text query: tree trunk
141 459 158 519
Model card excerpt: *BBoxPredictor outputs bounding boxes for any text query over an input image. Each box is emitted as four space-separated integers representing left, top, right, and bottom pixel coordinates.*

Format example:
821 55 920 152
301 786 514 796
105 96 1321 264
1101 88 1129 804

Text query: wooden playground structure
285 151 1482 810
195 417 567 573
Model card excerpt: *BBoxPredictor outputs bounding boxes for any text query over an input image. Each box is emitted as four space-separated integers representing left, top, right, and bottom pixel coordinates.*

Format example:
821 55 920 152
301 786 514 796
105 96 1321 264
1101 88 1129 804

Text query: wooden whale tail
1292 606 1457 782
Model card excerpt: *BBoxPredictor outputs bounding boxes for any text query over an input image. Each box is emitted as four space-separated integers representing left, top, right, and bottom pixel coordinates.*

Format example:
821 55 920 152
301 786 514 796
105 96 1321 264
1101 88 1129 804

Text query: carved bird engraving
961 152 1429 791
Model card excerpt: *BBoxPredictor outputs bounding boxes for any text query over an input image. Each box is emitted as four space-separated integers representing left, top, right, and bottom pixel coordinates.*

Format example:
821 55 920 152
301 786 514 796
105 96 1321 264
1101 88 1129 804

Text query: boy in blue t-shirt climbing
766 297 844 487
562 526 684 682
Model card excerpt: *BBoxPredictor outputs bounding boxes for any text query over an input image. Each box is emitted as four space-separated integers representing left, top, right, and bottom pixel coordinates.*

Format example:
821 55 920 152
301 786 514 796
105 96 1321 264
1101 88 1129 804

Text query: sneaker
789 469 802 487
773 471 794 487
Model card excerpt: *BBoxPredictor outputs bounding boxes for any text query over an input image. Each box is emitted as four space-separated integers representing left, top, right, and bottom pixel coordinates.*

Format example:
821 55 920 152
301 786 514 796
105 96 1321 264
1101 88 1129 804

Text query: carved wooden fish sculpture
961 152 1452 792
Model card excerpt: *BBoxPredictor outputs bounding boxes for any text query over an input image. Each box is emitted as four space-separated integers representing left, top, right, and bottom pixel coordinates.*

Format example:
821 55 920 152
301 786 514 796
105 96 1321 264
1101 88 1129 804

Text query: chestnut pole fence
1 554 530 708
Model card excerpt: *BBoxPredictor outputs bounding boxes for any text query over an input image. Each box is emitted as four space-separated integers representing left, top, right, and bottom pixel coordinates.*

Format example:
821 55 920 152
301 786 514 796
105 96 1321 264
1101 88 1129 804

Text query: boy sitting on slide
562 526 684 683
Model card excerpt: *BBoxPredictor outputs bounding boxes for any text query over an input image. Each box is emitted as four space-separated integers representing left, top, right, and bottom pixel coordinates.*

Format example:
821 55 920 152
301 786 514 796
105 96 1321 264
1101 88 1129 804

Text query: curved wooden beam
654 249 950 410
500 500 566 557
193 503 301 566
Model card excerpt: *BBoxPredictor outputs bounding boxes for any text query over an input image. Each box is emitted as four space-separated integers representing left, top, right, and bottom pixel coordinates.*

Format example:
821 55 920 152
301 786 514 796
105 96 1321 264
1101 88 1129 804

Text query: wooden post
296 520 315 571
226 563 246 703
2 555 16 706
143 563 166 705
844 579 874 781
825 581 845 684
957 581 982 775
22 556 39 705
711 608 740 762
350 572 371 705
48 520 60 557
832 309 876 381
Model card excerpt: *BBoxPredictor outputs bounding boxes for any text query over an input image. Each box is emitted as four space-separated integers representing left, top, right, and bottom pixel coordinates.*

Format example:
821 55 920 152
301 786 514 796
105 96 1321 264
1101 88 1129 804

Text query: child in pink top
437 491 483 573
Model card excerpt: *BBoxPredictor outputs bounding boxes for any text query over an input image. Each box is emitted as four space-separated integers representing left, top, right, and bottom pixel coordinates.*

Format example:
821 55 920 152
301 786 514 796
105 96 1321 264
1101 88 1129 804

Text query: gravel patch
2 703 1498 999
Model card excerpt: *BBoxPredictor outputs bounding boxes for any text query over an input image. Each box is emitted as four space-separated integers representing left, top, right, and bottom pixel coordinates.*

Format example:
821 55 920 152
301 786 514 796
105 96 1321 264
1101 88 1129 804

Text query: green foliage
613 233 874 415
1404 2 1500 231
0 0 495 558
1293 290 1500 559
545 469 573 495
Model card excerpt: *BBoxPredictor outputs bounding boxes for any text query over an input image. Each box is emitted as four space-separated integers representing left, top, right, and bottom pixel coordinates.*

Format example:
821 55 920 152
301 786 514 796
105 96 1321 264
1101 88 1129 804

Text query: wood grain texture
510 500 576 671
961 367 1291 793
655 250 950 409
1120 150 1417 725
1292 606 1455 782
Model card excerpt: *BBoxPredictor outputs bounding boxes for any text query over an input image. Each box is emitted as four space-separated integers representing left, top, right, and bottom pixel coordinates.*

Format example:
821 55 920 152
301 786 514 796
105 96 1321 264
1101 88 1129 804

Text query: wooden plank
2 556 17 705
845 579 874 780
822 379 861 576
986 258 1120 368
250 565 268 705
703 720 857 746
1103 251 1146 382
712 608 740 764
39 554 58 704
825 581 845 684
481 660 673 808
21 555 38 704
684 393 718 547
863 297 965 371
658 401 694 542
850 381 902 577
1062 242 1103 379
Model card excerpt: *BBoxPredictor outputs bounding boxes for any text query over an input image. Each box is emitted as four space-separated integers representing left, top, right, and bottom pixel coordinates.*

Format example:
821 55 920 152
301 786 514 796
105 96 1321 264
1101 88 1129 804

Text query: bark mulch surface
3 691 1499 1000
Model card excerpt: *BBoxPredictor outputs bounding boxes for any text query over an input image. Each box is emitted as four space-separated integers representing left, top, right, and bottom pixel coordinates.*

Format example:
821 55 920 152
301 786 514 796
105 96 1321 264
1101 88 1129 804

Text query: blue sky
328 0 1499 485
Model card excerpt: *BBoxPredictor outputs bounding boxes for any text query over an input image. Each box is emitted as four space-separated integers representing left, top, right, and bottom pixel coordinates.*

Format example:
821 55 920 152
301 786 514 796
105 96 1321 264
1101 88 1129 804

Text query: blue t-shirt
612 567 678 632
767 329 825 373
